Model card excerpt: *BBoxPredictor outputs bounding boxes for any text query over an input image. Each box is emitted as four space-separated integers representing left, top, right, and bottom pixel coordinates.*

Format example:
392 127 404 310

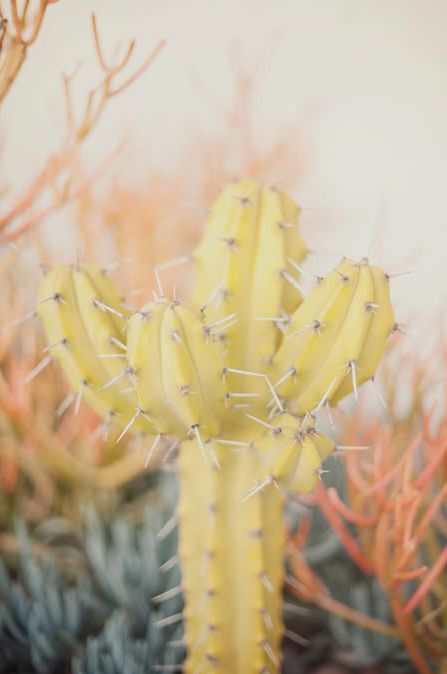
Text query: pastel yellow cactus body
193 178 307 381
36 177 396 674
273 258 392 414
178 437 285 674
252 413 335 492
37 265 150 431
127 299 226 438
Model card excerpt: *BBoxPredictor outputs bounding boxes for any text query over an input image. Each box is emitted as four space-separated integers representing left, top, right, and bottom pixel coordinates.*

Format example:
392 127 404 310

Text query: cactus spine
36 178 394 673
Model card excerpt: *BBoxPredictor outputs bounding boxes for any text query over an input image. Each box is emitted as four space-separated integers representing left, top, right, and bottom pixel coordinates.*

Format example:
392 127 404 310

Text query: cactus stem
151 584 183 604
156 513 178 540
144 432 163 467
208 318 238 337
56 391 75 418
24 354 53 383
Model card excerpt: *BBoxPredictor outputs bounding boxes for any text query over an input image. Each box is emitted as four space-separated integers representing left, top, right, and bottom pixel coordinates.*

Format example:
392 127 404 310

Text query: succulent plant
35 177 395 673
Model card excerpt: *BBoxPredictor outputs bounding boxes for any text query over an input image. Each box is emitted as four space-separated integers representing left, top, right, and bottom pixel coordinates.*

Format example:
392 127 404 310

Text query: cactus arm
37 265 150 431
331 266 394 402
128 300 225 438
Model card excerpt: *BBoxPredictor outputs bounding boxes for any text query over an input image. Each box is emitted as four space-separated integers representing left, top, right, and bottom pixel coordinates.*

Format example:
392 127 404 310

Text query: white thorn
115 408 142 444
255 316 289 323
200 282 224 314
162 440 179 464
206 442 221 469
154 268 164 298
273 367 297 390
213 439 251 448
260 572 274 593
156 514 178 541
25 355 53 383
109 336 127 351
206 313 237 330
348 360 358 401
145 433 163 468
192 424 209 465
151 585 183 604
97 366 133 392
156 253 193 272
336 445 370 451
56 391 75 418
280 270 306 294
325 400 336 431
284 629 310 647
286 320 323 339
314 376 337 413
74 379 88 416
92 299 126 320
154 612 183 628
287 257 320 282
98 353 127 359
241 476 274 502
159 555 179 573
261 641 280 667
9 309 37 328
227 392 259 398
371 376 387 410
245 414 274 431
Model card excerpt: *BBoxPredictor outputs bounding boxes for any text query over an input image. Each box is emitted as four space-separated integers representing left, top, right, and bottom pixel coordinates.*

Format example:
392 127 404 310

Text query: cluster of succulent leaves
0 473 184 674
0 464 418 674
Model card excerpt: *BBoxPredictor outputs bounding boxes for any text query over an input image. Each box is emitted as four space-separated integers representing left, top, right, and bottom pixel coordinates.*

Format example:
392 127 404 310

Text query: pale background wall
2 0 447 357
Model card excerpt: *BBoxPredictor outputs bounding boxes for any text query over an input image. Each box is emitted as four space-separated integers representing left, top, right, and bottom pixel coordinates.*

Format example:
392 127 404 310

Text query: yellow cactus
36 178 395 674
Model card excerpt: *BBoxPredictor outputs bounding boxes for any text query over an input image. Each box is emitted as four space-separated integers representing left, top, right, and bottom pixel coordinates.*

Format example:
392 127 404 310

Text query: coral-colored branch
404 546 447 615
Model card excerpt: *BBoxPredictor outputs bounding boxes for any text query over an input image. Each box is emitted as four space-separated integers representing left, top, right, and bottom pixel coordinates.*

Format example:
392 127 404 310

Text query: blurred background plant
0 3 445 673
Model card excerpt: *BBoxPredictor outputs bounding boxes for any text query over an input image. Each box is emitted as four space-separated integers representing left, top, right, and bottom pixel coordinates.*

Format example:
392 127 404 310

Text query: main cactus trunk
178 440 284 673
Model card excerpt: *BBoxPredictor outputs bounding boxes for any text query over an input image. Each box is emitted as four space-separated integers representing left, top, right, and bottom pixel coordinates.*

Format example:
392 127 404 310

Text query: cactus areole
37 178 394 673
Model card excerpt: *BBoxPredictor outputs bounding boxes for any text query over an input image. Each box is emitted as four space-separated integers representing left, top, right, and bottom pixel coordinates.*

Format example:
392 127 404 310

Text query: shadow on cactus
35 177 395 672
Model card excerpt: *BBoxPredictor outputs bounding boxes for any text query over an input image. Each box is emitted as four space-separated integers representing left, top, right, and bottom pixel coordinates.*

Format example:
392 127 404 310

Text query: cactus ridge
36 177 395 674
